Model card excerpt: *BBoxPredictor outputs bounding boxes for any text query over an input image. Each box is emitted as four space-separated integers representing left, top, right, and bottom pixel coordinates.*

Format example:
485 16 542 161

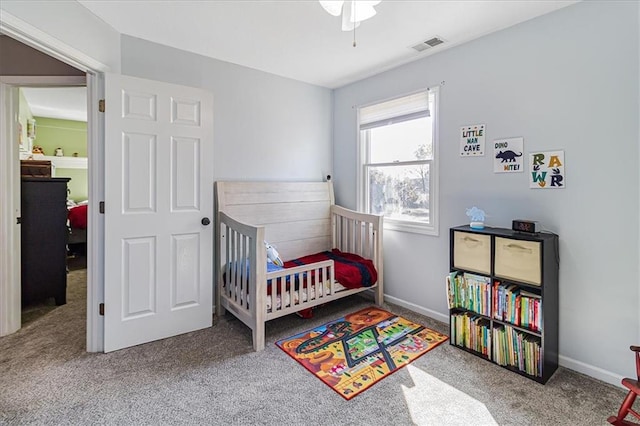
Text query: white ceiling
22 87 87 122
78 0 578 89
20 1 578 121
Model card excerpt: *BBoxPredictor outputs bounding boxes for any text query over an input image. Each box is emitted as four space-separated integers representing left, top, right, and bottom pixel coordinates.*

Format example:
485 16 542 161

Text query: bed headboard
215 181 335 261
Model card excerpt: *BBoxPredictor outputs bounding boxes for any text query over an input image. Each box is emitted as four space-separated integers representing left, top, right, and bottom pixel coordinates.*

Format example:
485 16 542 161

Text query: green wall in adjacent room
33 116 87 157
33 116 88 202
59 168 88 202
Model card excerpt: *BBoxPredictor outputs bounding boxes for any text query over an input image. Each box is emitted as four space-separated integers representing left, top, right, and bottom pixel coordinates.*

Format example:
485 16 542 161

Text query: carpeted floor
0 270 628 425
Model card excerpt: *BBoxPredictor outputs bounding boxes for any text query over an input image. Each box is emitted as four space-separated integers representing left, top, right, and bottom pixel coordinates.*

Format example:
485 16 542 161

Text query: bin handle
462 236 481 246
504 243 532 254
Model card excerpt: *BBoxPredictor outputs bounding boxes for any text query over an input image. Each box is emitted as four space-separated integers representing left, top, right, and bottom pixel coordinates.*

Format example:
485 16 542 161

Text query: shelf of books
493 323 542 377
493 281 542 336
448 226 559 384
447 272 492 357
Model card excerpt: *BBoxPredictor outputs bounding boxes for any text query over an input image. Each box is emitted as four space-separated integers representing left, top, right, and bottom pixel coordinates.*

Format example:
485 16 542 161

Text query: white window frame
356 86 439 236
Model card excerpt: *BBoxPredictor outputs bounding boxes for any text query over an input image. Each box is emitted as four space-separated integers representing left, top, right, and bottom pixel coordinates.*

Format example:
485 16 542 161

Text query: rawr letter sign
493 137 524 173
460 124 485 156
529 150 565 189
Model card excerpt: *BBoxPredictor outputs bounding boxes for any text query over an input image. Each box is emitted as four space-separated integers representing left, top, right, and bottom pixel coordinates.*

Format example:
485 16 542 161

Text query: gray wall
121 36 332 182
332 0 639 384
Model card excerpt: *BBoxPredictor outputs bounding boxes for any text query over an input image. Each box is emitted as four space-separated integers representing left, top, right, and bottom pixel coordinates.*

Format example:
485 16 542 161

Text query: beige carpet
0 270 629 425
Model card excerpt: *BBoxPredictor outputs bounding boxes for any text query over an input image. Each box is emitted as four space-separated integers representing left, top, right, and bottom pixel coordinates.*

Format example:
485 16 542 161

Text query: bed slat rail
264 260 335 320
331 205 384 305
217 211 266 348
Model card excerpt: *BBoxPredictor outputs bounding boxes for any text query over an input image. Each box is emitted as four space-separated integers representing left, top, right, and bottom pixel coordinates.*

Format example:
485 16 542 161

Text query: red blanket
68 204 88 229
224 249 378 295
284 249 377 289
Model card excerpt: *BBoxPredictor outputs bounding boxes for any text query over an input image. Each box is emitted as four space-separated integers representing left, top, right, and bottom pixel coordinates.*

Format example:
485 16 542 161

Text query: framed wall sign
493 137 524 173
529 150 565 189
460 124 485 156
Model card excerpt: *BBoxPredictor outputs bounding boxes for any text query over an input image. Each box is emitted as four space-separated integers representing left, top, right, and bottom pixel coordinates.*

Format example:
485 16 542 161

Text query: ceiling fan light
321 0 382 37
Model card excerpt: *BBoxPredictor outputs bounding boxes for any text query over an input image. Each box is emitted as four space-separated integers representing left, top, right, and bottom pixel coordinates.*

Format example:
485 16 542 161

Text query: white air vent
411 37 445 52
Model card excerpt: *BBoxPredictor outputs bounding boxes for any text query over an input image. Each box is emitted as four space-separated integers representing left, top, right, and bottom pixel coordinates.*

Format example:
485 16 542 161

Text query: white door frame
0 83 21 336
0 11 109 351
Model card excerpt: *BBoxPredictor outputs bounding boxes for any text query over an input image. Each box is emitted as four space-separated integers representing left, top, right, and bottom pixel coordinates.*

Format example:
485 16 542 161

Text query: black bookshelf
447 225 559 384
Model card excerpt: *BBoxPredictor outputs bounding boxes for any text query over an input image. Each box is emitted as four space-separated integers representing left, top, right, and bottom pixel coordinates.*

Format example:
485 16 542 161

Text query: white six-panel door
104 74 213 352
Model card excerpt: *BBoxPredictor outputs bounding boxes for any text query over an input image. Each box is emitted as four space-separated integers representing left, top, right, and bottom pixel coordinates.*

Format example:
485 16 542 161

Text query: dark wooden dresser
21 177 71 306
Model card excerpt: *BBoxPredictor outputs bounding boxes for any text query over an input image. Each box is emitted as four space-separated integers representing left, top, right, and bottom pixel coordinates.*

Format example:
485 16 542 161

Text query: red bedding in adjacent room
68 204 88 229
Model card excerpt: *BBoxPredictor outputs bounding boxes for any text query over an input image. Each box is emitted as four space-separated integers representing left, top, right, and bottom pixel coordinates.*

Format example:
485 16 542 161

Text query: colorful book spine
493 283 542 332
492 324 542 377
445 273 492 316
451 312 491 356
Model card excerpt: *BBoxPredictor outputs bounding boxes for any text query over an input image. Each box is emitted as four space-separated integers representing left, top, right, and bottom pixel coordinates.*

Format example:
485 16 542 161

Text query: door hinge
98 99 105 113
16 217 21 224
99 201 105 214
99 303 105 316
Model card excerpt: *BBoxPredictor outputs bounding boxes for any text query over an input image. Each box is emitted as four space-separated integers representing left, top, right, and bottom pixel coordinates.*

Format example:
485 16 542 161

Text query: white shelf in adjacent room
42 155 87 169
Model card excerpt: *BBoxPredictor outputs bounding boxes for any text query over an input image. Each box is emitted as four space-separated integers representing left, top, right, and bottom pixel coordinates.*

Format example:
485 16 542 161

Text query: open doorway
0 30 104 351
2 18 214 352
18 86 89 327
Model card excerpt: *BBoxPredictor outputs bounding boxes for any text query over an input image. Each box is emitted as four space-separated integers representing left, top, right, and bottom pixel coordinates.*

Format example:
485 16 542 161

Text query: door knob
201 217 211 226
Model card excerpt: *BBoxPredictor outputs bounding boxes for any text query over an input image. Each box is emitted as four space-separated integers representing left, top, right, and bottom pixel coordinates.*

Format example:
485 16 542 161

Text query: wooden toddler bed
215 181 384 351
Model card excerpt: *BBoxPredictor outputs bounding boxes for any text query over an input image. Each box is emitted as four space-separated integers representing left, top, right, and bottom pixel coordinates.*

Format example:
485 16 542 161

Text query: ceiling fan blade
319 0 344 17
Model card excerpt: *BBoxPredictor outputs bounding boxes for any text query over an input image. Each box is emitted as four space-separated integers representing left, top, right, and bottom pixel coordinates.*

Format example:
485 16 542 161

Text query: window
357 87 439 235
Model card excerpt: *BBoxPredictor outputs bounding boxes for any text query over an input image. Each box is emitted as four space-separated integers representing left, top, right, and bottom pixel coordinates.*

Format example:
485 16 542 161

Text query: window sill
383 219 438 236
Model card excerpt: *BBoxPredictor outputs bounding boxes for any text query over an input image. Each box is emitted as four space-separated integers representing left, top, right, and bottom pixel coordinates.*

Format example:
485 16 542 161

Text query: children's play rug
276 307 448 400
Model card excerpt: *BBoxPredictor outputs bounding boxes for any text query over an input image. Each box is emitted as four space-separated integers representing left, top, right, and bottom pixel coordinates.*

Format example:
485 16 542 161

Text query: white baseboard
559 355 624 389
382 294 625 390
384 294 450 324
